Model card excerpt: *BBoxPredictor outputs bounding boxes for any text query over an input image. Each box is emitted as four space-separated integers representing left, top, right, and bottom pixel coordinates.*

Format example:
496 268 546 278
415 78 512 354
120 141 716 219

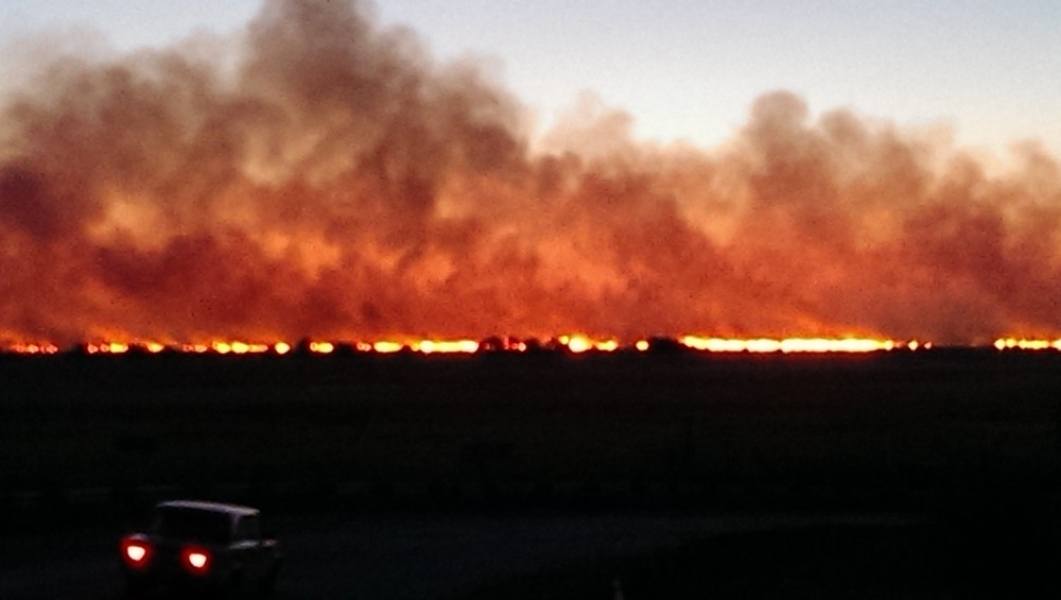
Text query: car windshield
150 507 232 543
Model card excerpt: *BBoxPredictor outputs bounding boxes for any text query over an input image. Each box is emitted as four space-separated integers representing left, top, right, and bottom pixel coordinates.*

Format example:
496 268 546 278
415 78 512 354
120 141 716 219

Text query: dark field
4 348 1061 596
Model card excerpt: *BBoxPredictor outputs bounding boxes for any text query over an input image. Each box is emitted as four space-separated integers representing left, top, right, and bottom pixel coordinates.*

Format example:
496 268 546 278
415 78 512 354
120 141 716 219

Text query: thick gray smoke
1 0 1059 346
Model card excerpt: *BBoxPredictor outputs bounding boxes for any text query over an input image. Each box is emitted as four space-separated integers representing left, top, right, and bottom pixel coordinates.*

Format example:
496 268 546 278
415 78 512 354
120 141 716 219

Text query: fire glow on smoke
1 0 1061 349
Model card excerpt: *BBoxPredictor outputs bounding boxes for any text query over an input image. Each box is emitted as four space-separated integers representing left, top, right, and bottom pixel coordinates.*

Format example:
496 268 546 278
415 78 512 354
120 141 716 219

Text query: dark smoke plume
1 0 1060 346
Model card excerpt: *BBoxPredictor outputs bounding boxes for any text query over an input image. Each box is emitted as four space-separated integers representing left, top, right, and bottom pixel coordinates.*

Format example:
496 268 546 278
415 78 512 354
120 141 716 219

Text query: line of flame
7 336 1061 356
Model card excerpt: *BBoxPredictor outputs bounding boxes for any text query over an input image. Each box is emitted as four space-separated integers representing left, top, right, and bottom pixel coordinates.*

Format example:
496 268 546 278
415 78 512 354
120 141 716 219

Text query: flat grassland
5 348 1061 597
3 348 1060 513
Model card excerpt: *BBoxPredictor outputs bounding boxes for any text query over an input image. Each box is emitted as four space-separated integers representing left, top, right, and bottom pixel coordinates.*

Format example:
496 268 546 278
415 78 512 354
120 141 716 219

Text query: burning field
2 0 1060 349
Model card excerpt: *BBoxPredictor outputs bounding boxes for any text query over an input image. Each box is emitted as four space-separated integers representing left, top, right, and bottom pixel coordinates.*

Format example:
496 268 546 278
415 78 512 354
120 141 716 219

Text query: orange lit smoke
2 0 1061 349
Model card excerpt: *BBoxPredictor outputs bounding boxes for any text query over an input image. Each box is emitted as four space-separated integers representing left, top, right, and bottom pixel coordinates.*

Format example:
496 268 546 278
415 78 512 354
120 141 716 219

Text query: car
119 500 282 597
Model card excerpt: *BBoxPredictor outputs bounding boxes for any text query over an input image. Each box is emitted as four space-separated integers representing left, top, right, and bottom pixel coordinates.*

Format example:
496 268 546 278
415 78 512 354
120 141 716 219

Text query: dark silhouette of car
119 500 281 597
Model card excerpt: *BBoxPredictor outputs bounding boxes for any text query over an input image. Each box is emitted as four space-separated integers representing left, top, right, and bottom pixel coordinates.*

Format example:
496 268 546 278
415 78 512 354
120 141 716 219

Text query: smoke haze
2 0 1059 346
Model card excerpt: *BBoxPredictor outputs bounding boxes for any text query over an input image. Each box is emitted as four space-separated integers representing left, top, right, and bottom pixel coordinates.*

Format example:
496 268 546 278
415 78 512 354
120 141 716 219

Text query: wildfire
308 341 335 354
86 342 130 355
417 340 480 354
994 338 1061 351
3 0 1061 359
371 339 480 354
3 342 61 355
5 336 1061 357
372 341 406 354
559 335 619 354
679 336 899 354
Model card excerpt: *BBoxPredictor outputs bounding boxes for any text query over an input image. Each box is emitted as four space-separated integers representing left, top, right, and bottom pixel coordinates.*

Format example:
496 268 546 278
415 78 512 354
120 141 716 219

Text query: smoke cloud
2 0 1060 346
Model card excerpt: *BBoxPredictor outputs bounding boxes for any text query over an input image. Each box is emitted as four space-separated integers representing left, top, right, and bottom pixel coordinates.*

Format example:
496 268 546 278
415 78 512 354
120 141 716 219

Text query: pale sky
3 0 1060 154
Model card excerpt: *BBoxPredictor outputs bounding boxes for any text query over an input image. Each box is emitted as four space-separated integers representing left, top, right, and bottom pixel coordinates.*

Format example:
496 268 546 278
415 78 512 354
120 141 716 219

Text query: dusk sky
4 0 1059 153
1 0 1060 347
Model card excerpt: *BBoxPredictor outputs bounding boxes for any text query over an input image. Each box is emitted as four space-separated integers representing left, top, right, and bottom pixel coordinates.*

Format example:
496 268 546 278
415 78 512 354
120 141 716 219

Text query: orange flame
4 342 60 355
372 341 405 354
5 335 1061 356
416 340 479 354
309 341 335 354
680 336 897 354
559 335 620 353
994 338 1061 351
85 342 129 355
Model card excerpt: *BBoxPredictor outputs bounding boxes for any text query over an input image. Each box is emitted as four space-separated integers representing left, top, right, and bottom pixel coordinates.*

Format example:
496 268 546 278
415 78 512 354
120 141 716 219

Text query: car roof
155 499 260 517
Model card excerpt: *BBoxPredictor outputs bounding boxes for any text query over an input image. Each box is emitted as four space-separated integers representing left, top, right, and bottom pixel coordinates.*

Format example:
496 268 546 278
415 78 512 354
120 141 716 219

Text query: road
0 511 899 599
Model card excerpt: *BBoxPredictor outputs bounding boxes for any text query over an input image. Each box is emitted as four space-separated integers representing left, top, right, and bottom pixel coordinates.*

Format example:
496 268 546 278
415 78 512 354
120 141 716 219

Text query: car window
234 514 261 541
151 507 232 543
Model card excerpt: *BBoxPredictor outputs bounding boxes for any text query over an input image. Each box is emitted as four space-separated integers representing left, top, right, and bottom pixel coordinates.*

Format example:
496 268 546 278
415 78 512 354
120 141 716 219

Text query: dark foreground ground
2 510 1057 599
3 347 1061 596
1 511 925 599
